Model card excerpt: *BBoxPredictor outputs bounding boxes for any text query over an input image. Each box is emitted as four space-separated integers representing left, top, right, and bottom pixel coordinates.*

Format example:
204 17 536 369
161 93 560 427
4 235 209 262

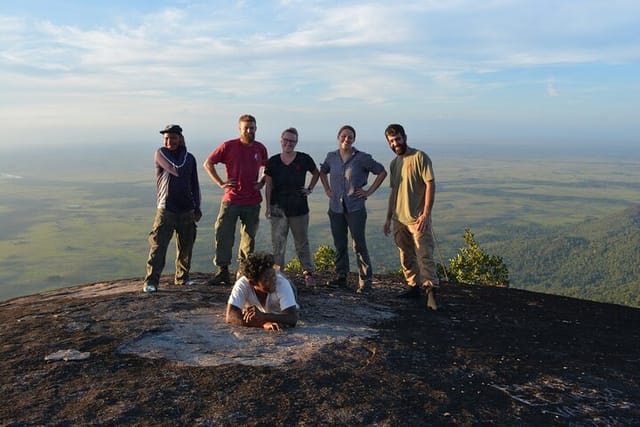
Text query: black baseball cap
159 124 183 134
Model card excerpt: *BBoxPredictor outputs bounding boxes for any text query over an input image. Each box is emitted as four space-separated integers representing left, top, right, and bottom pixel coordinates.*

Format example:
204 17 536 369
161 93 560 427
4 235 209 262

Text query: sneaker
303 271 315 286
396 285 420 299
327 277 348 288
143 283 157 293
206 268 231 286
425 286 439 311
175 278 198 286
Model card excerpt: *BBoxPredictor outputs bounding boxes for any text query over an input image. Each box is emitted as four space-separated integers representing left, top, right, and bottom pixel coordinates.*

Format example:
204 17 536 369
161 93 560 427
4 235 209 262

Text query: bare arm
308 169 320 190
319 171 332 198
255 172 266 191
264 175 273 218
225 304 246 326
302 169 320 196
367 169 387 196
203 159 234 190
416 179 436 233
355 169 388 198
384 185 398 236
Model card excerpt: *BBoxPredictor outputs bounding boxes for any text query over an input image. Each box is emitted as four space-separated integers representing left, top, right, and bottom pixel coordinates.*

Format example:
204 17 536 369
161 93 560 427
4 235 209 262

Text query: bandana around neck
159 146 188 169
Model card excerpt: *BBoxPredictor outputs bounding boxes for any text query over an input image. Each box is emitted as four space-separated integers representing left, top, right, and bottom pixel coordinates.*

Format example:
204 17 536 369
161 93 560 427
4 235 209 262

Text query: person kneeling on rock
226 252 299 331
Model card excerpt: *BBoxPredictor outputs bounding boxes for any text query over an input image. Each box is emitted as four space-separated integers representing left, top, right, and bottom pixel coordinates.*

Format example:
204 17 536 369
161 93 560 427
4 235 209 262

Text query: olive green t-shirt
389 147 435 225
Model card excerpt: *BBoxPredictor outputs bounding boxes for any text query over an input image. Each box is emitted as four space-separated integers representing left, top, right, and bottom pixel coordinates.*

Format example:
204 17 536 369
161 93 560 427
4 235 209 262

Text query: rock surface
1 272 639 426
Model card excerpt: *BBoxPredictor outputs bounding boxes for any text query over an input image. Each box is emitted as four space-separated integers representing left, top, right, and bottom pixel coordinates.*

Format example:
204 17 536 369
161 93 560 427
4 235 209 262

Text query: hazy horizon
1 139 638 302
1 137 637 167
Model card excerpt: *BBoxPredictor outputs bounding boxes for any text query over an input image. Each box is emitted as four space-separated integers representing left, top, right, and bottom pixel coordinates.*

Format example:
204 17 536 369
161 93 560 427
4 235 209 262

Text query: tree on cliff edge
448 228 510 287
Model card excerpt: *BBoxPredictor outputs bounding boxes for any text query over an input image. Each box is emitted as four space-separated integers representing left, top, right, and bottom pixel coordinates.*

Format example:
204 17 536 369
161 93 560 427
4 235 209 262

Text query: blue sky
1 0 639 150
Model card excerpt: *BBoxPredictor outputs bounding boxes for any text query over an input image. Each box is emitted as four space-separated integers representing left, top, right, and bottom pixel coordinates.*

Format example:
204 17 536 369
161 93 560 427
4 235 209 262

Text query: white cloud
1 0 639 147
276 4 408 48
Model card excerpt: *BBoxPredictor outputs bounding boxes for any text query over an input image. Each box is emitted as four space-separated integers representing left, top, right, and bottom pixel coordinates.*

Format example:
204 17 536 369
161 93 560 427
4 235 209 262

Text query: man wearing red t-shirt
204 114 268 285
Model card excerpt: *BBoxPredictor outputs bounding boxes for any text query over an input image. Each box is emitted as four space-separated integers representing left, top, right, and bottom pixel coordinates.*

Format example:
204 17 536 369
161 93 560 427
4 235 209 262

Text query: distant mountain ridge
490 204 640 307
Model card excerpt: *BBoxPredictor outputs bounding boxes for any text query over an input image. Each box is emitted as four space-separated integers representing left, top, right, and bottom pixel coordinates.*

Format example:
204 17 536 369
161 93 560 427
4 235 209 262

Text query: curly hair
240 252 275 282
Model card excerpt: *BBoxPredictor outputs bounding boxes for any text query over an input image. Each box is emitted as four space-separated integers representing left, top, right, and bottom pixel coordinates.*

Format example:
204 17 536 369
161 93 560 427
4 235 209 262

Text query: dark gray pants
328 208 372 287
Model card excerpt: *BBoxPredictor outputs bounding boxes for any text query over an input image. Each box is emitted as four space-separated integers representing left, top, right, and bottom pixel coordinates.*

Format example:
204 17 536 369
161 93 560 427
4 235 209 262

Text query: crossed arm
225 304 299 331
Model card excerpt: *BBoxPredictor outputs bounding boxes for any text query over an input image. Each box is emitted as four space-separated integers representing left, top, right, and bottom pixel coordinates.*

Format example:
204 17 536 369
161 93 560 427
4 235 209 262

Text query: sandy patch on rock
118 292 394 367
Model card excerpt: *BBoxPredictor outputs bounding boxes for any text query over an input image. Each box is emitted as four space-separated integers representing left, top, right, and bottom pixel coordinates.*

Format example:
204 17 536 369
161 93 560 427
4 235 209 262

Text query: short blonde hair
238 114 256 124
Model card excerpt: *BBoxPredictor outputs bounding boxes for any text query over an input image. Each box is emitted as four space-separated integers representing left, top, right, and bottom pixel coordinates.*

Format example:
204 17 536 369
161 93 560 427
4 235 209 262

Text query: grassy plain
0 143 638 301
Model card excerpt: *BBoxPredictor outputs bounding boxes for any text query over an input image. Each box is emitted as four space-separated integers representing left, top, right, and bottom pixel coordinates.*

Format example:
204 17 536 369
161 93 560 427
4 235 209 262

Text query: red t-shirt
207 138 268 205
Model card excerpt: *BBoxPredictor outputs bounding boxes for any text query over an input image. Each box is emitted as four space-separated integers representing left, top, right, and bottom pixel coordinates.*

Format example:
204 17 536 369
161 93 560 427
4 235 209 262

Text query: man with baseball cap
142 124 202 293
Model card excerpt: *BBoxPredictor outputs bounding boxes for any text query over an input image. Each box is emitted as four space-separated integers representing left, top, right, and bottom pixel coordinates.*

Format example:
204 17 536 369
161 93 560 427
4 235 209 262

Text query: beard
391 143 407 155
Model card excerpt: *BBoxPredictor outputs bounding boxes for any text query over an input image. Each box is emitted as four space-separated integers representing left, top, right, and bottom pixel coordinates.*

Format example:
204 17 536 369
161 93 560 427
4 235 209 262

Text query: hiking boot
425 286 439 311
143 283 157 293
327 276 348 288
175 277 198 286
396 285 420 299
207 268 231 286
303 271 315 286
356 283 372 294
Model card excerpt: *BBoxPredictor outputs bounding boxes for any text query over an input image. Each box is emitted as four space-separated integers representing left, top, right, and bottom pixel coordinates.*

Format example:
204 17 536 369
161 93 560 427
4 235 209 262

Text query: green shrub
448 228 510 287
284 257 303 273
314 245 336 272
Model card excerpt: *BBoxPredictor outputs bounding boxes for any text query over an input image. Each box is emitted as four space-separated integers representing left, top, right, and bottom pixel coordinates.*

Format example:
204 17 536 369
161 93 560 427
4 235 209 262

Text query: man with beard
143 124 202 293
204 114 268 286
383 124 439 310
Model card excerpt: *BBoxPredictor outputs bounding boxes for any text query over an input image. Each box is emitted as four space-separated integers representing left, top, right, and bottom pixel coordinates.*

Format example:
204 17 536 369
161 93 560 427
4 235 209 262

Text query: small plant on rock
448 228 510 287
313 245 337 272
284 257 303 273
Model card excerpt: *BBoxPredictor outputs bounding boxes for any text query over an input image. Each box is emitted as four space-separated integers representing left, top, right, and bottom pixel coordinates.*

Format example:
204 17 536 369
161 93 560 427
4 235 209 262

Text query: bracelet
307 187 313 193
